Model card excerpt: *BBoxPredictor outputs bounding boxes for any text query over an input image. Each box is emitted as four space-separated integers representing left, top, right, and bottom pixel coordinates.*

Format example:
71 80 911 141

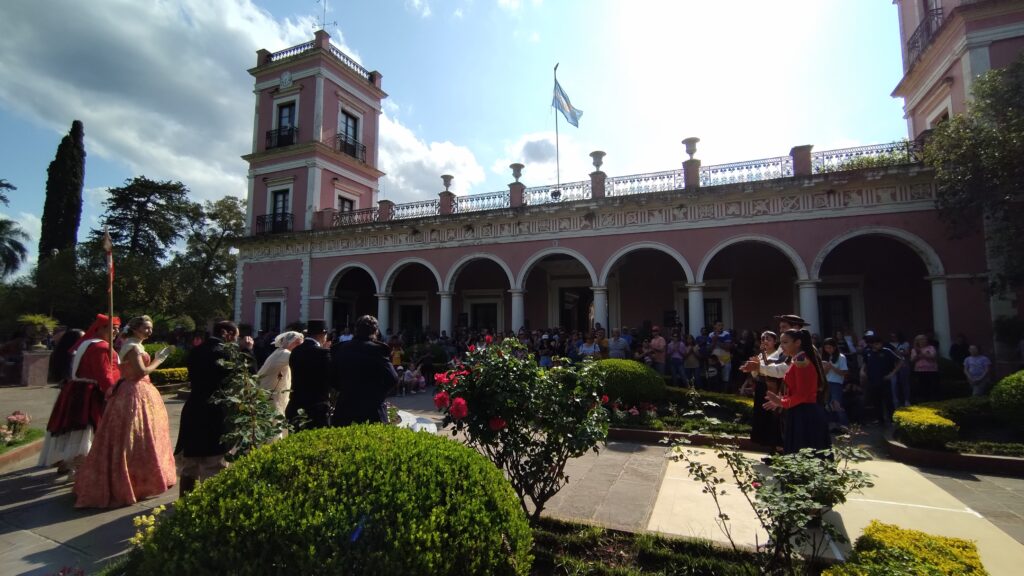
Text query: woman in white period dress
256 331 305 435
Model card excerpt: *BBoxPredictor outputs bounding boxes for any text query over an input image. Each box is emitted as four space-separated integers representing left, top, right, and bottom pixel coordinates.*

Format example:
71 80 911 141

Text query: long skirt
73 377 176 508
783 403 832 455
37 379 105 467
751 379 783 448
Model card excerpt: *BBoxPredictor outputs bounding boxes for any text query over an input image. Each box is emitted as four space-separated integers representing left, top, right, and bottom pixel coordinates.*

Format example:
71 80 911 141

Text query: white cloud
0 0 364 208
453 7 464 19
0 210 40 276
378 114 487 202
497 0 521 10
490 131 593 187
406 0 432 18
529 31 540 43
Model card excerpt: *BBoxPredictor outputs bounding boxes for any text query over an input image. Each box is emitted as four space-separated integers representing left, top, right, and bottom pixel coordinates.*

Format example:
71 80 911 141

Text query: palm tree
0 218 29 278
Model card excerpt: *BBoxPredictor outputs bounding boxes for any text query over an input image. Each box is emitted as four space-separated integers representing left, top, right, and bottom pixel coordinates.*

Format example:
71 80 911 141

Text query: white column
591 286 608 331
300 254 311 323
798 280 820 335
313 73 324 143
509 289 526 333
233 258 244 324
929 276 952 358
438 291 454 337
306 162 321 231
687 283 705 337
376 293 391 336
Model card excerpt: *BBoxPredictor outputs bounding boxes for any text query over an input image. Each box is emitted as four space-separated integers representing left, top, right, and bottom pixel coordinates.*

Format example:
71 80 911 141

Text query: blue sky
0 0 908 274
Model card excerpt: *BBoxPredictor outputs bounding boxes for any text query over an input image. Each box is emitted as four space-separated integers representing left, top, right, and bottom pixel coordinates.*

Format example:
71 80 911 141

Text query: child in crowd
407 363 426 393
396 366 408 396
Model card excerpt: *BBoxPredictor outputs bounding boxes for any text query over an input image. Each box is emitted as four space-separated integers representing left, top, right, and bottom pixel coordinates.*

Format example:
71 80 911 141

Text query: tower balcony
255 212 293 234
905 8 944 67
335 133 367 163
266 127 299 150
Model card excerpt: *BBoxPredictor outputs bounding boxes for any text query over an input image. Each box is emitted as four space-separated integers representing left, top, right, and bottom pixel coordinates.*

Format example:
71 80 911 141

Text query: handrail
453 190 510 213
392 199 440 220
699 156 793 187
329 45 373 82
333 207 378 227
268 42 315 62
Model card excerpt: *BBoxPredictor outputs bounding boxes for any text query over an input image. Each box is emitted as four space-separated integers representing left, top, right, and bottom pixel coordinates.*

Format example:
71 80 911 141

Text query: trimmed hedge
132 425 532 575
990 370 1024 428
142 343 187 369
597 359 665 405
664 386 754 418
893 406 959 449
925 396 990 429
824 520 987 575
149 368 188 386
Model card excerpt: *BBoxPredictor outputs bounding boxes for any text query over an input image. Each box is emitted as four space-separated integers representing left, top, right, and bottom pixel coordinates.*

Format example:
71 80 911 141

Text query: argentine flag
552 79 583 127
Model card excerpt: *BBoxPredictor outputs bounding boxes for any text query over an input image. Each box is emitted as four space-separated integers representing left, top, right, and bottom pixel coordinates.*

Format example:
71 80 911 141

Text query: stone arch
598 241 695 285
322 261 380 296
516 247 599 290
696 234 809 282
810 226 945 280
381 257 443 293
443 252 516 292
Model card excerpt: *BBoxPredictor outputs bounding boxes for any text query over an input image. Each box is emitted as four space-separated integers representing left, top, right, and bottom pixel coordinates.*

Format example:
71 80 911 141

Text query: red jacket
781 353 818 409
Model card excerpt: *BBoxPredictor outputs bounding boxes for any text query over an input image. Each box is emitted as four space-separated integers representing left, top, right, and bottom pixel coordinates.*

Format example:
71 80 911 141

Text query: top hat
774 314 810 327
306 320 328 335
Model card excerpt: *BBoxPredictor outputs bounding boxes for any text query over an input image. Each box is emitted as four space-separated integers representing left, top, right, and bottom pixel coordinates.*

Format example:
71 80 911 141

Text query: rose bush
435 338 608 522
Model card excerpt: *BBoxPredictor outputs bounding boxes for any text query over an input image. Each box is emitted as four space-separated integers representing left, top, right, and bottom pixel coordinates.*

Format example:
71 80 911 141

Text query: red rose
601 394 609 404
468 345 476 353
752 481 762 489
434 372 449 385
488 416 507 431
433 391 451 410
450 397 468 420
485 335 493 344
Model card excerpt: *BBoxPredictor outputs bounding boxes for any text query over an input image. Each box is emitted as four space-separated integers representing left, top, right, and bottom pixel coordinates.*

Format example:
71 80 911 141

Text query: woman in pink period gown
74 315 177 508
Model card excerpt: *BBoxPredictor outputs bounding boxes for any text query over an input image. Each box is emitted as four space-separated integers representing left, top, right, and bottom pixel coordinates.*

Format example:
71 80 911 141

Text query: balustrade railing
268 42 314 62
329 45 373 82
453 190 510 213
607 169 684 196
523 180 592 205
906 8 944 64
333 207 378 227
699 156 793 187
392 199 440 220
266 127 298 149
812 141 918 174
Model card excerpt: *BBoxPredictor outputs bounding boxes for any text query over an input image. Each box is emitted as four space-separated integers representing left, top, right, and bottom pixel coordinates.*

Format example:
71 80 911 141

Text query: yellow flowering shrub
824 520 988 575
892 405 958 449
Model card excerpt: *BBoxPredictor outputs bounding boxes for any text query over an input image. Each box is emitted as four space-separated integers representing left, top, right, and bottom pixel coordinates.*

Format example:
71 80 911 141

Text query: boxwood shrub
597 359 665 405
132 425 533 575
148 368 188 387
664 386 754 419
893 406 958 449
923 396 990 430
824 520 987 575
990 370 1024 428
142 343 187 369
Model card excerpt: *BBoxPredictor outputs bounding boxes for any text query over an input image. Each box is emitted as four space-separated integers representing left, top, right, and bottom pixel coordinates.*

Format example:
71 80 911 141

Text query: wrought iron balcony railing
255 212 293 234
333 207 379 226
906 8 944 65
336 133 367 162
453 190 511 213
266 127 298 149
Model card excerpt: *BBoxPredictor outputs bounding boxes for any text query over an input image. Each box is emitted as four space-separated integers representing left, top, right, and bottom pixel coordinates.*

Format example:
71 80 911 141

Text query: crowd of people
33 306 997 508
36 313 399 509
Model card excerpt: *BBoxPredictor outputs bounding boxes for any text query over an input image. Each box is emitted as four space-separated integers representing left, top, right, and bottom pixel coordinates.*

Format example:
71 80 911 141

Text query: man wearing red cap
38 314 122 479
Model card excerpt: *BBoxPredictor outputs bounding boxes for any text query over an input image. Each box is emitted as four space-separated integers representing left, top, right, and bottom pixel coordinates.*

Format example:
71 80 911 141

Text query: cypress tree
38 120 86 266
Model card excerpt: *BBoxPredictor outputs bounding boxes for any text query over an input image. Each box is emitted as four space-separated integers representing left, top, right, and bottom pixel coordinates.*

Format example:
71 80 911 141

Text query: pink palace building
236 1 1024 362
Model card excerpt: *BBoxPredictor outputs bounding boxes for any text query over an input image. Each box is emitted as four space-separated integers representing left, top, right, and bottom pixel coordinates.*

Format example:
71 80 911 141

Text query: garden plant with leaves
434 337 608 522
213 343 291 461
666 386 874 575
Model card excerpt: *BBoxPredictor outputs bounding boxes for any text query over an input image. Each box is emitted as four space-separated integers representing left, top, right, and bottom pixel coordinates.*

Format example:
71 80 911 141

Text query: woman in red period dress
39 315 120 478
763 329 831 455
74 315 176 508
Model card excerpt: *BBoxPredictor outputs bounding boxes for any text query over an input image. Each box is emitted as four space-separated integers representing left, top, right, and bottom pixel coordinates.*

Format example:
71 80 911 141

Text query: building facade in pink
236 20 1021 357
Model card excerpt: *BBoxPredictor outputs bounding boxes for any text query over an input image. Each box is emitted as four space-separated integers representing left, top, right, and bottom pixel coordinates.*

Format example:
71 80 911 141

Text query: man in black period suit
286 320 333 429
331 315 398 426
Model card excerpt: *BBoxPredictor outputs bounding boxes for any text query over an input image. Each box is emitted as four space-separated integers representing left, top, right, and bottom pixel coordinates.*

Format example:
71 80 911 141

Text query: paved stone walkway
1 384 1023 575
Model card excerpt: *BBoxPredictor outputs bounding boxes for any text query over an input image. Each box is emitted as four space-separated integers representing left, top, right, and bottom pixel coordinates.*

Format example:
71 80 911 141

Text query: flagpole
554 63 561 194
102 230 114 364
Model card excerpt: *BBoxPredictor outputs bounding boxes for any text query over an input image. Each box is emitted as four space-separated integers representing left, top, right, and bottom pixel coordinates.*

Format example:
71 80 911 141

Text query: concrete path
1 383 1023 575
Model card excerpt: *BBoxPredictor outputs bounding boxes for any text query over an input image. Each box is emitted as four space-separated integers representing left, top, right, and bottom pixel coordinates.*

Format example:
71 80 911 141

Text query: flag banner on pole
552 79 582 127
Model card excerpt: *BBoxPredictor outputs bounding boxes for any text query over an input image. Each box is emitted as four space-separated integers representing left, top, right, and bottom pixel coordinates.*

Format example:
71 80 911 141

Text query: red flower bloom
434 372 450 385
752 481 762 489
485 335 493 344
468 345 476 353
488 416 507 431
450 397 468 420
601 394 610 404
433 391 451 410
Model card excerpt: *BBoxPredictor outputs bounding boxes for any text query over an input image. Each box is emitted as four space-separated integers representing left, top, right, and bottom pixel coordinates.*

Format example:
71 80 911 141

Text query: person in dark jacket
332 315 398 426
286 320 333 429
176 320 239 496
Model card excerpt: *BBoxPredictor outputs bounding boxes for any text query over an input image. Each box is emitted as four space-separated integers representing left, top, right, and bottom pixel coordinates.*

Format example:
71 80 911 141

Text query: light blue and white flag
552 79 583 127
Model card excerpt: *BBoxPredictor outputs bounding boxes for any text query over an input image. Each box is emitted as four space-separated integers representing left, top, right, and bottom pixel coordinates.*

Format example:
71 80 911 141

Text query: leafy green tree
0 180 28 279
923 53 1024 294
165 196 245 326
38 120 85 270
